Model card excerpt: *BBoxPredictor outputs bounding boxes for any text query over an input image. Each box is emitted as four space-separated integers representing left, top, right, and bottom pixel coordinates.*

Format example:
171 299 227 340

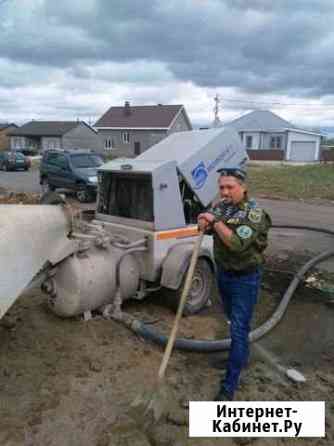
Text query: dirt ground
0 255 333 446
1 194 333 445
0 191 40 204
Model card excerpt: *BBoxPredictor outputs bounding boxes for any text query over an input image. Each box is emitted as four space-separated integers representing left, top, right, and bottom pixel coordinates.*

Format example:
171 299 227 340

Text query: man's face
218 176 245 204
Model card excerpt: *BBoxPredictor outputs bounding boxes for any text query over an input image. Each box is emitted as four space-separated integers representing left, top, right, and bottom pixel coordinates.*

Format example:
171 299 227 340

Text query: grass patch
103 153 119 162
247 164 334 201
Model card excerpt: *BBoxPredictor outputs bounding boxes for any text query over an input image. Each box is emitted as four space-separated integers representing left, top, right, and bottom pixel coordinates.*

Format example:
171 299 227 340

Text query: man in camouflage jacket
198 168 271 401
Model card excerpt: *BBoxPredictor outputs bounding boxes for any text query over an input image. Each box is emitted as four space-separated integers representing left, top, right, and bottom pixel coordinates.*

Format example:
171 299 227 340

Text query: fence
247 149 284 161
320 147 334 162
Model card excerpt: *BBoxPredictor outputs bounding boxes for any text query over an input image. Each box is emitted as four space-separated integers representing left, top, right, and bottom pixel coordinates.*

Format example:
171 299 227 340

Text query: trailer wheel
76 188 94 203
164 258 213 316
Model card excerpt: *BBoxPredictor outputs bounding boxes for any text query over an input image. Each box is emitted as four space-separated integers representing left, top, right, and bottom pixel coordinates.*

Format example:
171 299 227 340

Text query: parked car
39 149 104 202
0 151 31 171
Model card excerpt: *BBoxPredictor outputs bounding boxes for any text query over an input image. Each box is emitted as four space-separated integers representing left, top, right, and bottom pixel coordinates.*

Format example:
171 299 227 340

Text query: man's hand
197 212 216 232
198 212 216 224
198 217 209 232
212 220 233 248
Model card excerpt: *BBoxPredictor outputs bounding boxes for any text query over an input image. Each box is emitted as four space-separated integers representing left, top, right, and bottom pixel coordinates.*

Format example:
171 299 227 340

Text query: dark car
0 151 31 171
39 149 104 202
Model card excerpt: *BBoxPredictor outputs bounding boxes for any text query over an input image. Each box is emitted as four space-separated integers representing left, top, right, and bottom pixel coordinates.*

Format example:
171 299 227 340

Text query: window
270 136 282 149
46 153 65 169
70 154 103 168
105 139 113 150
13 137 24 149
246 135 253 149
46 152 59 165
55 154 68 170
45 152 65 169
122 131 130 144
47 138 60 150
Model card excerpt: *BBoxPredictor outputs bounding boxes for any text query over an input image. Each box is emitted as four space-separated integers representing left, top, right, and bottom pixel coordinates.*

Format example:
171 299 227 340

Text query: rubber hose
124 225 334 352
272 224 334 237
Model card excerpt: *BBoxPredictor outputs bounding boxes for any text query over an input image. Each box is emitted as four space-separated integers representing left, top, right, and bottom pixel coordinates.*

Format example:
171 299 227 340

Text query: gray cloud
0 0 333 96
1 0 334 125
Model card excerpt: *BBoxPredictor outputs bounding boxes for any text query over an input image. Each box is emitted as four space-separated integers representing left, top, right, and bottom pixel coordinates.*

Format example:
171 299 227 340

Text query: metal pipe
115 247 148 288
112 238 147 250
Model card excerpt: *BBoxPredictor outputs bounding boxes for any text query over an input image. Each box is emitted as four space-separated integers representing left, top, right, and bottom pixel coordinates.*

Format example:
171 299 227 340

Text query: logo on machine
191 161 208 190
191 145 239 190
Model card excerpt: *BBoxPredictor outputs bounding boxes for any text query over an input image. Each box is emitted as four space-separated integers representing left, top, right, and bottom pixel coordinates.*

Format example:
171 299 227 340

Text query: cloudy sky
1 0 334 129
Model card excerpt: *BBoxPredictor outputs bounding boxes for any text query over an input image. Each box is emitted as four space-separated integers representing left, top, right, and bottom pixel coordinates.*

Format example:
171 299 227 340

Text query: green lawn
247 164 334 201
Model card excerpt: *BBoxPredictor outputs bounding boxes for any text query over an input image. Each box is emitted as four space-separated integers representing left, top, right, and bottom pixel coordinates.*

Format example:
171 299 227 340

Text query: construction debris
0 191 41 204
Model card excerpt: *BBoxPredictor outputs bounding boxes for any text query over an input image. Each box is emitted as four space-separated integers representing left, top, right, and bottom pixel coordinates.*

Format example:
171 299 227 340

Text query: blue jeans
217 267 262 398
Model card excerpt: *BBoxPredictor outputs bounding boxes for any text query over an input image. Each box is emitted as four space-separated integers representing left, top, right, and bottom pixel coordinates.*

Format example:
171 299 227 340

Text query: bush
103 152 119 161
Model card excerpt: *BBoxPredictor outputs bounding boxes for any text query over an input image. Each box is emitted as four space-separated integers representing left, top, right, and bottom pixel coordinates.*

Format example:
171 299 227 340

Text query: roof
94 104 187 129
9 121 82 137
227 110 298 132
226 110 322 137
0 123 18 131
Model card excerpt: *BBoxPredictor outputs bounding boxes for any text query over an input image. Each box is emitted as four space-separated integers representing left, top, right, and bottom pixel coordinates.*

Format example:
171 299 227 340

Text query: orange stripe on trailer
156 226 199 240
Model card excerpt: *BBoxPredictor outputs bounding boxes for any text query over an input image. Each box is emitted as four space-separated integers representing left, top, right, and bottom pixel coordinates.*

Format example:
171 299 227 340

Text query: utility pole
212 93 222 128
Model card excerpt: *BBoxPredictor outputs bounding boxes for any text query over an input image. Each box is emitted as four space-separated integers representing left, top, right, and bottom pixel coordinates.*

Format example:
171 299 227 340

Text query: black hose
122 225 334 352
272 224 334 237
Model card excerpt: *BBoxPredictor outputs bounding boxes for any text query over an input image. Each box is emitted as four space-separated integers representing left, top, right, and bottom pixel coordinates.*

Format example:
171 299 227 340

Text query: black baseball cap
217 168 247 181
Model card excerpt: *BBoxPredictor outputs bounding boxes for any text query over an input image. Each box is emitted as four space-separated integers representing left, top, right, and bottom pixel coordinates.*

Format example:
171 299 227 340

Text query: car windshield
15 153 25 160
70 154 103 168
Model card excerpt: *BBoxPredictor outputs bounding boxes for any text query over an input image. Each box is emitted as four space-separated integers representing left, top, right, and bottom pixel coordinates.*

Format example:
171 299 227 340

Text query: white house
226 110 322 162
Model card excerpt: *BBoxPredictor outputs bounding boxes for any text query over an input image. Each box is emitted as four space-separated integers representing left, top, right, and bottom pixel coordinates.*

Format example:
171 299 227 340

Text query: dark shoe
214 388 233 402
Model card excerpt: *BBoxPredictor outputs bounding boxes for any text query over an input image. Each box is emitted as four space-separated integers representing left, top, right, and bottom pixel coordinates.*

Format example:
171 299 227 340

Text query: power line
220 96 334 108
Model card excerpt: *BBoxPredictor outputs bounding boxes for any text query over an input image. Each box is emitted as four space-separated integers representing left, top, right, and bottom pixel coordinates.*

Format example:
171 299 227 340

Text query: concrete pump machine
1 126 333 355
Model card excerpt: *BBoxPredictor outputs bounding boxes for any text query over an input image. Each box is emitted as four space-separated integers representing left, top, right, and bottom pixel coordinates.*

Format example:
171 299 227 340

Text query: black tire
163 258 214 316
76 188 93 203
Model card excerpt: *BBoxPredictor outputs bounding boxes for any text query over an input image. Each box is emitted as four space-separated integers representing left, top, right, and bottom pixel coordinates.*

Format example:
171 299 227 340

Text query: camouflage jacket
207 197 272 272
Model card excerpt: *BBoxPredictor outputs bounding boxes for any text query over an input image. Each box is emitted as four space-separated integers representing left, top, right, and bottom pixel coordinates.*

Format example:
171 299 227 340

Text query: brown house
0 123 18 151
94 102 192 157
